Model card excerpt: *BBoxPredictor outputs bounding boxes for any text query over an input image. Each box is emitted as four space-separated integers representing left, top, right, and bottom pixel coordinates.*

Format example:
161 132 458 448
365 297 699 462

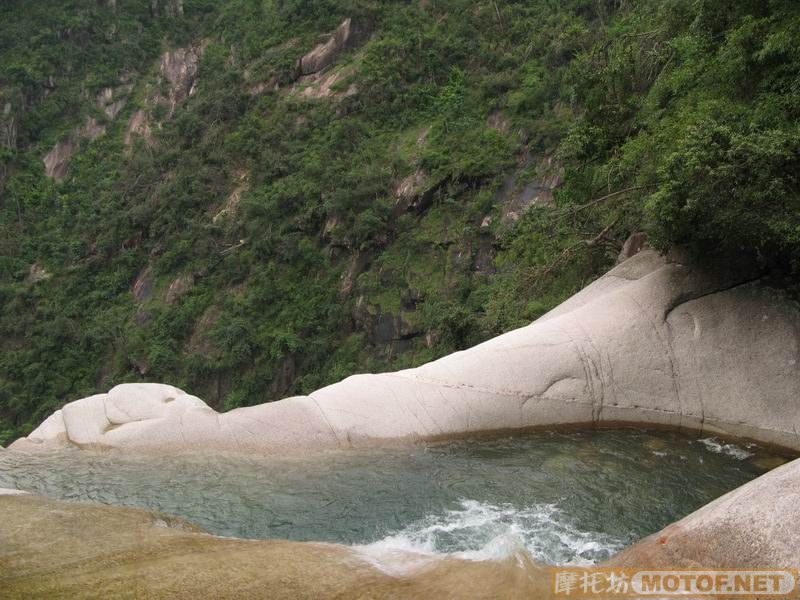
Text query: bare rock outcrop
132 265 154 303
617 231 648 263
124 109 152 146
165 273 195 304
394 168 426 208
212 170 248 223
42 138 76 181
150 0 183 17
0 99 16 183
124 44 203 148
0 91 19 153
15 383 207 449
96 84 132 119
496 155 563 223
159 46 201 116
42 84 133 180
297 18 370 76
293 66 357 100
27 263 51 283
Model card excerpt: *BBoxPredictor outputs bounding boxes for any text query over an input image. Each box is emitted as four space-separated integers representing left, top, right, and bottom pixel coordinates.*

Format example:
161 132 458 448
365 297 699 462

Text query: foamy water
355 499 625 574
699 437 755 460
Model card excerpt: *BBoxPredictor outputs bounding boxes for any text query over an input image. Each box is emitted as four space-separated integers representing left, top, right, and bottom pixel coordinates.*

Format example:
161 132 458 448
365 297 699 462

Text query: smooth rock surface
12 249 800 454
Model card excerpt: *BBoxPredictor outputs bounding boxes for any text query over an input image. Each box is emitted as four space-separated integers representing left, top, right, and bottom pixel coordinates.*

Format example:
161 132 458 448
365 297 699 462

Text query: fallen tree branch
492 0 504 28
554 185 654 221
528 216 621 282
221 239 247 255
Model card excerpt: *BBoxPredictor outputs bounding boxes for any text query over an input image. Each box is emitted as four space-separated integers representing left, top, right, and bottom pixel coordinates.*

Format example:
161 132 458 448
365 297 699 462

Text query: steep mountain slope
1 0 798 442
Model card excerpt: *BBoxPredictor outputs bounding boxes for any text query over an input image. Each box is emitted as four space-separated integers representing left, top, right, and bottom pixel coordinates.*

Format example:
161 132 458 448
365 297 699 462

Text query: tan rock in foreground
0 493 551 600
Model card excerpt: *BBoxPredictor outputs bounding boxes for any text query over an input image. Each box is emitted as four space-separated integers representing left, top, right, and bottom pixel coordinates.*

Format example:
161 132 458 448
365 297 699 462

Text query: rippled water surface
0 429 780 564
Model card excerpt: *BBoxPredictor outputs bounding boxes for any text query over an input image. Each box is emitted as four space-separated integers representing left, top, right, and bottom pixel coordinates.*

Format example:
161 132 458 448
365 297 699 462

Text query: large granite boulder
15 383 207 449
12 249 800 453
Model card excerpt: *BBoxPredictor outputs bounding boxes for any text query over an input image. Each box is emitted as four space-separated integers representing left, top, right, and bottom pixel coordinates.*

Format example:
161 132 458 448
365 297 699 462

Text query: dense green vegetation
1 0 798 443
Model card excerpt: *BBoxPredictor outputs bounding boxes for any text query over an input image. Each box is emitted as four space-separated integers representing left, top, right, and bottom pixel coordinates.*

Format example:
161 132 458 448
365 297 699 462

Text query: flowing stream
0 428 785 566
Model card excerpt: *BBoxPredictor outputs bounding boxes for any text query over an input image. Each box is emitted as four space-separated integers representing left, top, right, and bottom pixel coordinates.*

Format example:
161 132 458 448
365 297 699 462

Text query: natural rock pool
0 429 786 566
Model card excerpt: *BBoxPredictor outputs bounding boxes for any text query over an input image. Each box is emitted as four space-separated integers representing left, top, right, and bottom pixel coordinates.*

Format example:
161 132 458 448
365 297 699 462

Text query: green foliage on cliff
0 0 798 443
558 0 800 267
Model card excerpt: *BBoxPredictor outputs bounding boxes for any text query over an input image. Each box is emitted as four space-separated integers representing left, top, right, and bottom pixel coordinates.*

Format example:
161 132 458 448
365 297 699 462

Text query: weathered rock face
11 249 800 454
393 173 450 215
42 137 76 181
96 84 132 119
394 168 426 211
123 44 203 148
27 263 51 283
159 46 201 116
0 101 16 182
124 109 152 146
42 84 133 180
17 384 207 449
496 154 563 223
617 231 648 263
151 0 184 17
132 266 154 302
486 110 511 134
339 252 369 297
212 170 248 223
297 18 369 76
294 66 358 100
82 116 105 140
164 273 194 304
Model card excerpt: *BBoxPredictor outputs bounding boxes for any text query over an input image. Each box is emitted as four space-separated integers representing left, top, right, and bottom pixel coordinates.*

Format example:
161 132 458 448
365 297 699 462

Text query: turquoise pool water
0 428 778 565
